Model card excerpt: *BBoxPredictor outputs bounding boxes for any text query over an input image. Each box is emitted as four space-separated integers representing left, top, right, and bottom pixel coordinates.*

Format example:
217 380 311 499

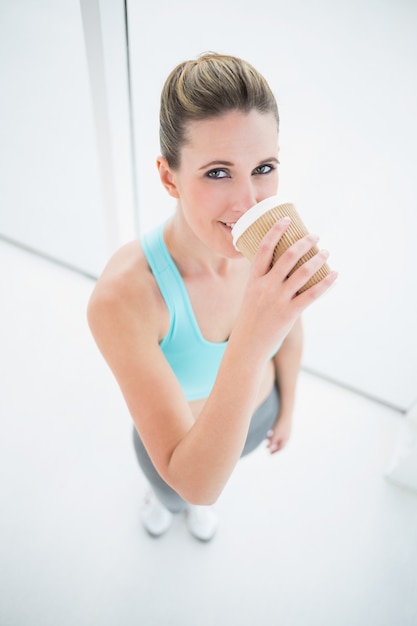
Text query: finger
266 432 280 450
252 217 291 277
293 268 339 307
285 247 330 294
268 439 283 454
270 232 320 282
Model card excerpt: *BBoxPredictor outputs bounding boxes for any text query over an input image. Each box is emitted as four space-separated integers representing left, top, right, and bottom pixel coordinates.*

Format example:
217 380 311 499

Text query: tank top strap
141 222 201 345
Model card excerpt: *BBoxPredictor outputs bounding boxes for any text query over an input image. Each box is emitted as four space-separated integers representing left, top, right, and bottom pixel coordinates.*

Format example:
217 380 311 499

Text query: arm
267 317 303 454
88 223 336 506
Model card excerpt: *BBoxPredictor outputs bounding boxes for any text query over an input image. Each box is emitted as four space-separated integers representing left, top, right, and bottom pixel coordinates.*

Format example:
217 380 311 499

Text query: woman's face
164 109 279 259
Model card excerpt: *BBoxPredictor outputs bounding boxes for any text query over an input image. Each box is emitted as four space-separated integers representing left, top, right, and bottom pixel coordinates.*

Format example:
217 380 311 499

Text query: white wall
0 1 103 276
0 0 135 277
127 0 417 411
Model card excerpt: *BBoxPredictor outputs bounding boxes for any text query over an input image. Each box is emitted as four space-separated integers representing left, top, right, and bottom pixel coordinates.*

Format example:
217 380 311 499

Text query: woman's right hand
233 217 337 359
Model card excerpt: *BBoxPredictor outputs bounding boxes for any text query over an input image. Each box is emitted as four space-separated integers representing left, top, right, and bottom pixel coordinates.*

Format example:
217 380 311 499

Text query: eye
253 163 278 175
206 168 229 179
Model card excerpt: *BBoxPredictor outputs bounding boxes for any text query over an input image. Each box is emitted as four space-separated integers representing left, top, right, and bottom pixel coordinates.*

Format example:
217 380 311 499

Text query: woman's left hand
266 413 292 454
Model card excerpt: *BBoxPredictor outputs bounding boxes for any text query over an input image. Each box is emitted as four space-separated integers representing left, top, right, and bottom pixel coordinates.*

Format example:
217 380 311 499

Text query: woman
87 52 337 542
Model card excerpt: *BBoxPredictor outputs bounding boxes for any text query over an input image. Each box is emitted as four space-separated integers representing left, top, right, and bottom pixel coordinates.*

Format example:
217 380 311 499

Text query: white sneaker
141 491 173 537
186 505 218 542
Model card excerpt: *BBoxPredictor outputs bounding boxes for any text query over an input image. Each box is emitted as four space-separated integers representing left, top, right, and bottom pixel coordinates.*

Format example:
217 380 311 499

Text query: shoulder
87 238 168 344
88 239 149 312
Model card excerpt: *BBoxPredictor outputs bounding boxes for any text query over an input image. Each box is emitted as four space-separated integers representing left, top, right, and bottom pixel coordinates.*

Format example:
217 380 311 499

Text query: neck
164 210 238 278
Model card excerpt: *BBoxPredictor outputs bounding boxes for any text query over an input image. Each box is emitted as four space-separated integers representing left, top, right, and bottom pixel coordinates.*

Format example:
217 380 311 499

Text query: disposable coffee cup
231 196 331 293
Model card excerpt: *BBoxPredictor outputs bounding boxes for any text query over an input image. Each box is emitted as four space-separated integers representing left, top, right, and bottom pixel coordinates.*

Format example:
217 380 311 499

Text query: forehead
182 109 279 160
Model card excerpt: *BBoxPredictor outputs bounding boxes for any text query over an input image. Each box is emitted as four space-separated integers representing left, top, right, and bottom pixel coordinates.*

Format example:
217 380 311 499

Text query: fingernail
280 216 291 224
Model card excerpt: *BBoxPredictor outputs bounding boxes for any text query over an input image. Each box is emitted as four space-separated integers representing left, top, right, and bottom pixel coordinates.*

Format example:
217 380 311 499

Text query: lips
220 221 236 230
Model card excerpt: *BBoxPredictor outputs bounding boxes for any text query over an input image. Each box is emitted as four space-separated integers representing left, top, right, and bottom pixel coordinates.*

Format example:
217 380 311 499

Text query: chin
219 242 246 261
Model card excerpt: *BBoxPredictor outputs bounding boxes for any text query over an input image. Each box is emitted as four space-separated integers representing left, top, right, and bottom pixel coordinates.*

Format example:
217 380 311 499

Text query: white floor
1 239 417 626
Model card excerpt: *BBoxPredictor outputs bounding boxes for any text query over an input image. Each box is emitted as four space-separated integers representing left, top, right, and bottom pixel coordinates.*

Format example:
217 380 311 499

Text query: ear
156 156 180 199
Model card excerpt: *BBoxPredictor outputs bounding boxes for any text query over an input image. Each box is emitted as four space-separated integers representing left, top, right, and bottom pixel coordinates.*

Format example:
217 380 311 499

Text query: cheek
269 167 279 184
178 182 212 223
264 172 279 195
189 181 225 212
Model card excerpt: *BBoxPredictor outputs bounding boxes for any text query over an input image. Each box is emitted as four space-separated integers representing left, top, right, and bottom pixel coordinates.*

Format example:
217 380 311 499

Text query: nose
230 179 257 216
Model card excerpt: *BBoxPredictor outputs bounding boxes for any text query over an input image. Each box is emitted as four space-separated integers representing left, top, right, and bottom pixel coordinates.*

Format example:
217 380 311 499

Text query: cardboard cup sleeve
232 196 331 293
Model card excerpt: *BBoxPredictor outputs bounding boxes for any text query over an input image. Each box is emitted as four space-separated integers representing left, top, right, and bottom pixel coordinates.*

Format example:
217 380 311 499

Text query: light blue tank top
141 223 228 401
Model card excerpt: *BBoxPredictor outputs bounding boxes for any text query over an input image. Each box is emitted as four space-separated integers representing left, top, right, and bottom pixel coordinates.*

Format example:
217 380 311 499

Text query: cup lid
232 195 285 249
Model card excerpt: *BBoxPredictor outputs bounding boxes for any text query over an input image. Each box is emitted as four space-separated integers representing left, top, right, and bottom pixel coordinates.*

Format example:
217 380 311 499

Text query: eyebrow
198 160 234 170
198 156 279 171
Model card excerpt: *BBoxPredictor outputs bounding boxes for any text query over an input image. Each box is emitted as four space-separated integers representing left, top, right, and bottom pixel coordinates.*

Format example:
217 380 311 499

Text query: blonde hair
160 52 279 169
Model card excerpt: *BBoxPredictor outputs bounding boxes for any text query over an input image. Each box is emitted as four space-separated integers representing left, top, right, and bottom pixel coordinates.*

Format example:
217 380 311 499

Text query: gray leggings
132 385 280 513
